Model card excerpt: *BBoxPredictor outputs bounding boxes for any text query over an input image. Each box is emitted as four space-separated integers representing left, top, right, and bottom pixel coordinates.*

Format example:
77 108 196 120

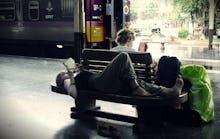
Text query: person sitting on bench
138 42 148 52
56 52 184 98
111 28 136 52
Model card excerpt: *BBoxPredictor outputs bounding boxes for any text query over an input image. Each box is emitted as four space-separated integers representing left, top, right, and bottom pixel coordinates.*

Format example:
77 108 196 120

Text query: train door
28 0 39 20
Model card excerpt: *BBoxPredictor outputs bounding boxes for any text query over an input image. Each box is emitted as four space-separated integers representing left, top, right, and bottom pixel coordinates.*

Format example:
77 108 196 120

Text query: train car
0 0 130 58
0 0 75 57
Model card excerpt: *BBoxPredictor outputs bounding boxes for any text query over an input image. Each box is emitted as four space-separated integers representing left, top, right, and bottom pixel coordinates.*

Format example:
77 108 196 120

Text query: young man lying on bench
52 28 188 125
52 49 187 124
57 52 184 98
52 28 215 127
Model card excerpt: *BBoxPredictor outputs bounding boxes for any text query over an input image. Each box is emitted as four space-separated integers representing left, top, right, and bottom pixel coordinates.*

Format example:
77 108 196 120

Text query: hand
66 64 80 73
67 68 75 73
76 63 84 72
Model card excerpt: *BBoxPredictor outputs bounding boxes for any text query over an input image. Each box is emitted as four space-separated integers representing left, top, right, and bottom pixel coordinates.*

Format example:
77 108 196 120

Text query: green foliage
169 35 176 41
178 29 189 38
216 21 220 29
215 10 220 29
173 0 208 25
173 0 208 14
213 38 220 42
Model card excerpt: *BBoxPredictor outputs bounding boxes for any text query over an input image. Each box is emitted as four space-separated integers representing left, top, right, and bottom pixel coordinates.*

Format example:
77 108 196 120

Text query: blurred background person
138 42 148 52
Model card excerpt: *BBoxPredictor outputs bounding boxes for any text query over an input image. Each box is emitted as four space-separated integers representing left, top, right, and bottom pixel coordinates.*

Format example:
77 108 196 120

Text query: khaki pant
89 52 163 95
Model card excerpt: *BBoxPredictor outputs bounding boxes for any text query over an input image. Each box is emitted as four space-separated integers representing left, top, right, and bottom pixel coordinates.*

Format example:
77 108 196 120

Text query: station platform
0 44 220 139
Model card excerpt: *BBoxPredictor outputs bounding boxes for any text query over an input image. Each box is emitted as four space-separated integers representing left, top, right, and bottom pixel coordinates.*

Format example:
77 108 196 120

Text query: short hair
115 29 135 45
56 72 69 87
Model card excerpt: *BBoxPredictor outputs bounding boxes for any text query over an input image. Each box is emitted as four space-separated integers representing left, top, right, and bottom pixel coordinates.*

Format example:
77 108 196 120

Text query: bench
51 48 188 124
141 40 167 51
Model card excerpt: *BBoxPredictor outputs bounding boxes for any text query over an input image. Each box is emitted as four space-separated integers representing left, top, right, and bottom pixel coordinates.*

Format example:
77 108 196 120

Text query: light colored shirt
111 45 136 52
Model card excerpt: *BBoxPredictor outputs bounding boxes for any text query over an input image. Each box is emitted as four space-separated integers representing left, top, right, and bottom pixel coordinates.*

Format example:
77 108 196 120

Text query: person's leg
56 72 70 87
56 53 183 97
90 52 183 97
137 76 183 97
90 52 151 96
63 78 77 98
90 52 141 93
55 53 138 96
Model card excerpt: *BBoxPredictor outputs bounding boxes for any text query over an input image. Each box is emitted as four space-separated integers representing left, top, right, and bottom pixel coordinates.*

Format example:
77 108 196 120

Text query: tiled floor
0 45 220 139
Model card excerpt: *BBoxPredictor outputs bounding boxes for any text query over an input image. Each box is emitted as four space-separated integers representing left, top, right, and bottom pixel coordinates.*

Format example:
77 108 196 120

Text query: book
63 58 76 70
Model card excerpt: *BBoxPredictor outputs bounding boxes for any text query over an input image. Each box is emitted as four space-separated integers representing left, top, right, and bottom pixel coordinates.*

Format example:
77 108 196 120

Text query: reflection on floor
0 54 220 139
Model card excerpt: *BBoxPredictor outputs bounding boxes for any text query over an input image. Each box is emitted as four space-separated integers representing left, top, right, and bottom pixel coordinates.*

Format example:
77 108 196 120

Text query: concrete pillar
74 0 85 63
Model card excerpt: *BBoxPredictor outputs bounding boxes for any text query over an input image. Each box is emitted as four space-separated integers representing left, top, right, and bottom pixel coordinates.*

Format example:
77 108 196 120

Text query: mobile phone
63 58 76 70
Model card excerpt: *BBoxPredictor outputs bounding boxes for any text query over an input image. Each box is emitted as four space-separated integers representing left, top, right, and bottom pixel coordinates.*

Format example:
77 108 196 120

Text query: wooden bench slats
85 61 148 69
87 70 148 79
82 49 153 83
82 49 152 64
71 108 138 123
86 63 148 72
82 49 119 61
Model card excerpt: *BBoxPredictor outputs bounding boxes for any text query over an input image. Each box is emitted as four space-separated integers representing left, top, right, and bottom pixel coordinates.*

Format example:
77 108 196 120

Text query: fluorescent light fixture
56 44 63 48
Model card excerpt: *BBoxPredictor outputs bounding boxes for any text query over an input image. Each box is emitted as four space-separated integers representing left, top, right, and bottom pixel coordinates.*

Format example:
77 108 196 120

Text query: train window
61 0 74 18
28 0 39 21
0 1 15 21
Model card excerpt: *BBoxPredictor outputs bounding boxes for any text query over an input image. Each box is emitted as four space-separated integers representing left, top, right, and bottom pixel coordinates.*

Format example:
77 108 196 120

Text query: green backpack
180 64 214 122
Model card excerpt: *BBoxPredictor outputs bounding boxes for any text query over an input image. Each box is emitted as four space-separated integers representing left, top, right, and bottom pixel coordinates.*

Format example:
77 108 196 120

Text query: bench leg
160 43 165 51
75 96 96 112
71 95 99 119
136 106 168 125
